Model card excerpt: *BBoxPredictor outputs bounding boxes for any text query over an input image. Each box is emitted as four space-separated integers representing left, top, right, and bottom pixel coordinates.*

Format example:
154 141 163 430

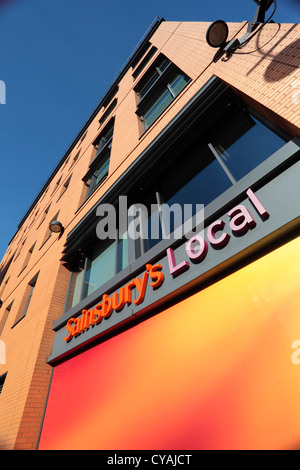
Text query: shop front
38 77 300 450
39 180 300 449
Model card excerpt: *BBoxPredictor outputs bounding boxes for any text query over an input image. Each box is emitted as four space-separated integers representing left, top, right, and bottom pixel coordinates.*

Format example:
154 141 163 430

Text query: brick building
0 14 299 450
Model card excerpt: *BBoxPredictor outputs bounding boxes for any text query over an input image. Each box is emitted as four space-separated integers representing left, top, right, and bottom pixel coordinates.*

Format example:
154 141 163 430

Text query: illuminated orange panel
38 236 300 450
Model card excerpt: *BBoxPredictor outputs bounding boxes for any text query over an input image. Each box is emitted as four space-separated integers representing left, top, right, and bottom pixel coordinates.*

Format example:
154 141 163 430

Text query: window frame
99 99 117 126
69 150 81 170
63 227 130 313
0 372 7 396
85 146 111 198
82 118 114 199
57 174 72 202
132 46 158 80
0 300 13 336
40 211 60 249
12 272 39 328
134 55 191 132
37 204 51 230
18 242 36 275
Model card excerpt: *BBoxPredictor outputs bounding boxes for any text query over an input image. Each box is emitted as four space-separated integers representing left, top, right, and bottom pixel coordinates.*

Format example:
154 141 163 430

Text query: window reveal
12 272 39 327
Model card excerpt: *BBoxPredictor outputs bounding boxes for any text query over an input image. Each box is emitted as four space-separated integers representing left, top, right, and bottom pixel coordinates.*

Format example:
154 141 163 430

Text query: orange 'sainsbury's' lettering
64 264 164 342
147 263 164 289
133 272 149 305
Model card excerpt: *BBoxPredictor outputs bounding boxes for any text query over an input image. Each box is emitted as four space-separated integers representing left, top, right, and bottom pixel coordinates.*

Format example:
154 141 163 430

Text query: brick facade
0 19 299 450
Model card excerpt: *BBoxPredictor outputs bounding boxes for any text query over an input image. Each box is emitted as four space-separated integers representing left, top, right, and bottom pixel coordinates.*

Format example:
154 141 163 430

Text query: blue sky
0 0 299 259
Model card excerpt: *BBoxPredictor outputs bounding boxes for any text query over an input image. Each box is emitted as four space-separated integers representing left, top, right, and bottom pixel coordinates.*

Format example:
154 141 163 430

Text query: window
12 272 39 327
77 130 87 148
206 106 287 182
0 276 10 299
64 233 128 311
69 150 80 169
102 85 119 110
58 175 72 200
154 105 287 235
88 156 110 195
83 119 114 198
99 98 117 126
131 41 152 69
84 238 117 298
61 155 70 171
19 242 36 274
40 185 49 202
14 238 27 262
51 177 62 196
38 204 51 229
63 91 289 312
132 46 157 80
0 373 7 396
0 301 13 336
134 55 190 131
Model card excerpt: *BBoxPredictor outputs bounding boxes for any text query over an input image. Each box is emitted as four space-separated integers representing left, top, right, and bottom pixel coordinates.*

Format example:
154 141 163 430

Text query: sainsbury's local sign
64 188 269 343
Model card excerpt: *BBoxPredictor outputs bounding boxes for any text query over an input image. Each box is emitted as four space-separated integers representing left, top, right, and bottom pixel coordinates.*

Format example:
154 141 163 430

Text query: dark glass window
94 121 114 159
19 242 36 274
67 258 85 311
135 55 190 131
92 156 110 190
158 106 287 234
83 238 116 298
12 272 39 327
207 107 286 182
59 175 72 200
84 120 114 198
137 57 170 99
0 373 7 396
159 142 232 235
126 190 162 255
142 73 190 130
0 301 13 336
99 98 117 126
117 235 129 274
162 142 232 206
132 46 158 80
65 233 129 310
